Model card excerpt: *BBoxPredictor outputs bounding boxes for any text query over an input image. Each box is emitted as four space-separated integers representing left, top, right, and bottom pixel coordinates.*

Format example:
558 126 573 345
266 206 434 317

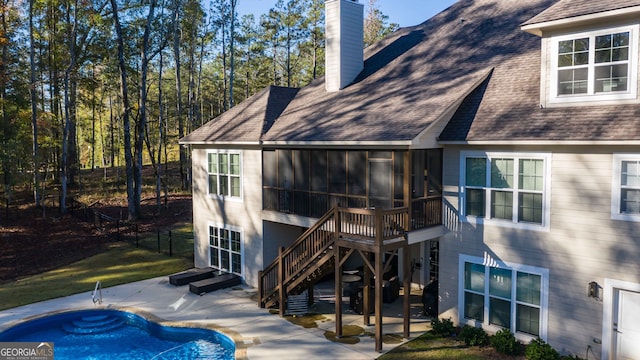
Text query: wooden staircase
258 206 409 315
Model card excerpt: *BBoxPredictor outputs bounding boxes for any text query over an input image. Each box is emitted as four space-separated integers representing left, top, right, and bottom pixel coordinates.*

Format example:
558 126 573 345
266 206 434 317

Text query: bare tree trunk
90 67 96 171
29 0 41 207
1 0 11 200
110 0 136 220
61 0 79 214
228 0 236 108
156 50 164 211
134 0 159 219
173 0 187 190
196 32 204 126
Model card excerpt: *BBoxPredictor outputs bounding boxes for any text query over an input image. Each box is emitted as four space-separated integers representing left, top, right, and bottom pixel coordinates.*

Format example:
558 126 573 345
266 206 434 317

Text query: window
550 25 638 103
461 152 550 229
612 154 640 222
209 224 242 275
208 151 242 198
459 255 548 340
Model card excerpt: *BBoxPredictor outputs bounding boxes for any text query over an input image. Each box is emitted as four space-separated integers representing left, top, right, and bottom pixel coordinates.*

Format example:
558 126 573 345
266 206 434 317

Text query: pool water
0 309 235 360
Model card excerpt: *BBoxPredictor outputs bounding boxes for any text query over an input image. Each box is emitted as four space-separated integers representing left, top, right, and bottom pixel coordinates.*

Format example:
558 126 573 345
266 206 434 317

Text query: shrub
430 317 455 337
525 338 560 360
460 325 489 346
490 328 522 355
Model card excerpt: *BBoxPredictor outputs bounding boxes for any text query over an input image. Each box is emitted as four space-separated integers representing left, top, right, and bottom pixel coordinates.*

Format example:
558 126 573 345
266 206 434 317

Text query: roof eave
261 140 413 147
177 140 262 146
522 5 640 36
438 140 640 146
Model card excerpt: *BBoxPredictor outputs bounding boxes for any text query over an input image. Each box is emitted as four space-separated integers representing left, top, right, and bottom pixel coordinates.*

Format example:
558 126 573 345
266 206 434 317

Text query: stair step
287 291 308 315
63 318 124 334
189 273 242 295
169 268 216 286
71 316 120 328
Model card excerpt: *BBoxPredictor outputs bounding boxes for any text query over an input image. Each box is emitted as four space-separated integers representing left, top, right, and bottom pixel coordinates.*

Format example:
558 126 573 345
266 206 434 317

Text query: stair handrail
259 207 338 305
92 281 103 305
258 206 410 308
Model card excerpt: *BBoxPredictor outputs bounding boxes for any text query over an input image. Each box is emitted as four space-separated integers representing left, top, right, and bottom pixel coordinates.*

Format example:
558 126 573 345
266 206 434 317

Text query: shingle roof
183 0 640 145
263 0 556 143
441 0 640 142
523 0 640 26
179 86 299 144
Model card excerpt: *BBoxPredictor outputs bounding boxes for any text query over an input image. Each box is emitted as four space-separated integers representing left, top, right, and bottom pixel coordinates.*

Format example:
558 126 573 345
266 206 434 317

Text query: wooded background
0 0 396 220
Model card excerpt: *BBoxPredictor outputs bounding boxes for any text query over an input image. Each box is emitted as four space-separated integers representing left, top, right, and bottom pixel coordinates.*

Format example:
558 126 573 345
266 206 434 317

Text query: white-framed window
459 254 549 341
612 154 640 222
207 150 242 199
460 151 551 230
208 223 243 275
549 25 639 104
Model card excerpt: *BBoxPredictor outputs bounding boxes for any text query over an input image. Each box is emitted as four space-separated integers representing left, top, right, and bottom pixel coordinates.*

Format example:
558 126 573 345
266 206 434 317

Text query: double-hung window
209 224 242 275
461 152 550 229
612 154 640 222
460 255 549 340
550 25 638 103
208 150 242 199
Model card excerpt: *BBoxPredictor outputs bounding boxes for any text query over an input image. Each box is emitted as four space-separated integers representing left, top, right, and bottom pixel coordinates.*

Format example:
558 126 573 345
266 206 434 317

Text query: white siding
440 145 640 357
191 146 264 288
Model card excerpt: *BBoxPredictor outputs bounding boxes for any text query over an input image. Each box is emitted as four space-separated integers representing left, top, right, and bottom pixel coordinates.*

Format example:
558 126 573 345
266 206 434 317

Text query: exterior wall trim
602 278 640 360
207 221 245 277
611 153 640 222
457 253 550 342
522 6 640 36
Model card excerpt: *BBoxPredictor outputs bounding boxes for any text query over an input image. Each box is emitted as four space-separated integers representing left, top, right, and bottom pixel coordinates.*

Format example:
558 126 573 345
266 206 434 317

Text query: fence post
157 228 161 253
116 220 120 242
169 230 173 256
136 225 139 247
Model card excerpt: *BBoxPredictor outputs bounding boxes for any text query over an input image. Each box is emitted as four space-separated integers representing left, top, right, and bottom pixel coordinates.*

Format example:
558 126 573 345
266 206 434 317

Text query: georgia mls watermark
0 342 54 360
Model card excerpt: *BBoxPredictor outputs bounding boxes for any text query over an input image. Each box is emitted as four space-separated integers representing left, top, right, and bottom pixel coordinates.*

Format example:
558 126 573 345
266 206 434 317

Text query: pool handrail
92 281 102 305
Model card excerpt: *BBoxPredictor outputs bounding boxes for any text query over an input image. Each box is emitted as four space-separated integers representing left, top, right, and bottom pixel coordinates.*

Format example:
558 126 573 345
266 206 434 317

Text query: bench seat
169 268 216 286
189 273 242 295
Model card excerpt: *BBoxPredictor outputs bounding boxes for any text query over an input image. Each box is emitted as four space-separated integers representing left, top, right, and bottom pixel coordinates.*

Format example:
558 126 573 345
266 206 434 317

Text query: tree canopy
3 0 398 220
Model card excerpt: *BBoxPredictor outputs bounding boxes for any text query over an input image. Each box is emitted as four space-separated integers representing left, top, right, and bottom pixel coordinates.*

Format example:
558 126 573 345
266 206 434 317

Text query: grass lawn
379 332 524 360
0 242 192 311
135 223 195 258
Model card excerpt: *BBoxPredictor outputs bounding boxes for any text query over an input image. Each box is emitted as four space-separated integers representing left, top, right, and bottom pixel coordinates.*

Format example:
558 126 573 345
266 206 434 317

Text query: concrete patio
0 275 432 359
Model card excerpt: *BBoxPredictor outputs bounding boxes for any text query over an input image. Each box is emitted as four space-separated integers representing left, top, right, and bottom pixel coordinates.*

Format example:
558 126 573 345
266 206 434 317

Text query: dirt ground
0 191 192 284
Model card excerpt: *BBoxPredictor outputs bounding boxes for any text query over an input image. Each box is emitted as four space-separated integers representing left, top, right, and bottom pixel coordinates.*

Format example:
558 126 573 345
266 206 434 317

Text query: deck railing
410 196 442 230
258 206 409 309
263 187 442 231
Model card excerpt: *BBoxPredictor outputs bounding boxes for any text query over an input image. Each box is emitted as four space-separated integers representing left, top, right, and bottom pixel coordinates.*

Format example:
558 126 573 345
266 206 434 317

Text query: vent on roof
325 0 364 92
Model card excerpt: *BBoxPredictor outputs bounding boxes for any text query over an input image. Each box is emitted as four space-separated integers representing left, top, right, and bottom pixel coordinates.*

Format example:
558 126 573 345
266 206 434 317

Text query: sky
236 0 459 28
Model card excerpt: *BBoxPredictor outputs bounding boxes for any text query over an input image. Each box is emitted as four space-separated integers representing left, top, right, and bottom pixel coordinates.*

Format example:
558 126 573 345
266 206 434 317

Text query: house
180 0 640 358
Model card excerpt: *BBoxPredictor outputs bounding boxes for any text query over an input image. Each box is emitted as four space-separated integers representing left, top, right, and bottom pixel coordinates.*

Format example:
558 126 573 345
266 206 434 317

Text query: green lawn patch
379 332 522 360
134 223 194 258
0 242 192 311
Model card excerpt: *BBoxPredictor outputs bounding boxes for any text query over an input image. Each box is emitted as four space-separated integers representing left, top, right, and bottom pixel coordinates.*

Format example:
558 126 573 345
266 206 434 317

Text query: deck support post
335 208 343 338
278 247 285 316
363 254 371 326
403 243 411 338
375 249 383 352
335 242 343 338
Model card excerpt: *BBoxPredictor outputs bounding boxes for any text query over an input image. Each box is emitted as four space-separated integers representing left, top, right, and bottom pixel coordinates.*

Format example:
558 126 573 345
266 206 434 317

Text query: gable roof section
183 0 640 146
179 86 299 145
262 0 557 144
441 1 640 143
523 0 640 28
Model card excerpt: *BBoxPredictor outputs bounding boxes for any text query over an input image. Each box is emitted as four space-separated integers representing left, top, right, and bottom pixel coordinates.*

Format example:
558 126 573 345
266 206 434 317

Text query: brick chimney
325 0 364 92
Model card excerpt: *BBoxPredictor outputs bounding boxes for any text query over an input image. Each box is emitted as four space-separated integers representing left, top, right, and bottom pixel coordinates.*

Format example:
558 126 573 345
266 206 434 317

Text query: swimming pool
0 309 235 359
